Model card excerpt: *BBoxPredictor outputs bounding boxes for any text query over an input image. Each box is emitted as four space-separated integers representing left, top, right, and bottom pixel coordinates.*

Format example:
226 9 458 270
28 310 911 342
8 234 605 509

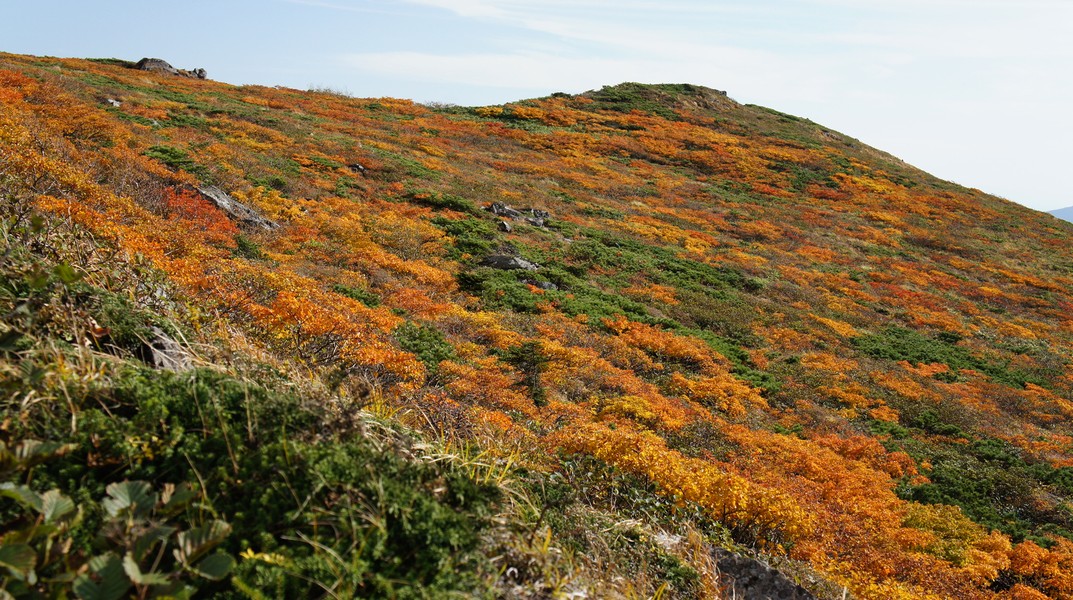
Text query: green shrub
249 174 288 191
896 436 1073 544
566 239 616 268
853 326 1045 388
144 145 210 181
870 419 910 439
456 268 541 313
407 189 479 214
431 216 499 258
498 341 549 407
109 108 159 128
394 321 456 373
308 155 343 170
553 284 651 324
164 111 211 131
563 229 750 293
332 283 381 307
231 235 264 260
18 363 503 598
909 409 967 438
585 83 684 120
87 58 137 68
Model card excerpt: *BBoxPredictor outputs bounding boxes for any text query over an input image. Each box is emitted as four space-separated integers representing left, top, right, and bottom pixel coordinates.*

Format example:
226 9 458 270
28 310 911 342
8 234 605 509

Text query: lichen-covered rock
487 202 551 228
715 550 817 600
480 255 539 271
197 185 279 231
488 202 524 219
134 58 207 79
138 327 192 371
135 57 180 76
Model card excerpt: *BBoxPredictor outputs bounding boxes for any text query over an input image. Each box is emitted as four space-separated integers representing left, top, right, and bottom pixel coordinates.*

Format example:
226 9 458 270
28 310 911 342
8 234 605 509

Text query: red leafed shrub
161 187 240 247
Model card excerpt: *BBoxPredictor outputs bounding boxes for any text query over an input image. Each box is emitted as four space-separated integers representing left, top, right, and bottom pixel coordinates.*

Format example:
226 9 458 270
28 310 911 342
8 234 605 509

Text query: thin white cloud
342 49 841 105
396 0 1073 61
397 0 508 18
345 52 645 91
284 0 410 15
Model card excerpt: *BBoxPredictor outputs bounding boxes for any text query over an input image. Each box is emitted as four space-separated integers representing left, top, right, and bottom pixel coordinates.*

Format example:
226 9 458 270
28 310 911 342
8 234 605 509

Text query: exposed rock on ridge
135 57 207 79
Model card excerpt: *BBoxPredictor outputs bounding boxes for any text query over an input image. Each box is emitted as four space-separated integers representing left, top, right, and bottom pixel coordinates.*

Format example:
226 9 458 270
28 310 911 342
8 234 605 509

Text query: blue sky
3 0 1071 211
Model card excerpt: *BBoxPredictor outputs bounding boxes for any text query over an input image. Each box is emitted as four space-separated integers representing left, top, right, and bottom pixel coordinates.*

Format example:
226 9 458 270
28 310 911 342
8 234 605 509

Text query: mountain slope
3 52 1073 599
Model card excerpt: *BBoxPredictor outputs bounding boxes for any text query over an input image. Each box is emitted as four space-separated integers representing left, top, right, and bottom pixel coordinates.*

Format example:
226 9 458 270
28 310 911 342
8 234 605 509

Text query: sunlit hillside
3 52 1073 599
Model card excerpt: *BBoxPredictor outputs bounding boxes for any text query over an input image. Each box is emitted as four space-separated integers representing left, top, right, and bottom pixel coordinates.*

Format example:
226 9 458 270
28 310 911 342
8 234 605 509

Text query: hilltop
3 52 1073 599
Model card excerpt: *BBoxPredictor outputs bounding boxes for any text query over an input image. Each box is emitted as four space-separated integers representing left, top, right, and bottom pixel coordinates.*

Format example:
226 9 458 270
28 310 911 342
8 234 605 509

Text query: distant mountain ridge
1050 205 1073 222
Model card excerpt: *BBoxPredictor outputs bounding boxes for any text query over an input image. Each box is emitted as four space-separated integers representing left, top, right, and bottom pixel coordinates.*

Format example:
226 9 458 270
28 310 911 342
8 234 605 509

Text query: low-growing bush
144 145 210 181
395 320 456 374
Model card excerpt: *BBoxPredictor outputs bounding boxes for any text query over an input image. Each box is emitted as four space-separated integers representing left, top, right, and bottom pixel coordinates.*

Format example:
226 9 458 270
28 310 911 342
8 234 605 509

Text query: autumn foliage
5 55 1073 598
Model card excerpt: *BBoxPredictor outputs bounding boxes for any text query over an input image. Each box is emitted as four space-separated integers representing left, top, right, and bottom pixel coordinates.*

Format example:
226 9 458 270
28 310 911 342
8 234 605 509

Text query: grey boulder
138 327 192 371
197 185 279 231
480 255 539 271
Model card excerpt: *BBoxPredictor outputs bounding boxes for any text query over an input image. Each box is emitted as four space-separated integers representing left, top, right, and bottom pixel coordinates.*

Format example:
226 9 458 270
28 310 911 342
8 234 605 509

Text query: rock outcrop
197 185 279 230
135 57 207 79
480 255 540 271
137 327 192 371
715 550 817 600
486 202 551 227
135 57 179 76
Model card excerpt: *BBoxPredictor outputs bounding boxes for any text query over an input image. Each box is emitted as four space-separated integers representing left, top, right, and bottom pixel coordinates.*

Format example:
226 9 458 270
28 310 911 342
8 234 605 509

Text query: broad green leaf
17 439 75 461
1 440 74 475
53 263 82 284
160 482 198 515
192 553 234 581
39 489 76 523
0 543 36 579
87 553 122 573
73 553 129 600
175 520 230 564
102 481 156 518
14 523 58 541
122 553 170 586
0 440 72 476
0 483 42 513
41 568 78 584
132 525 176 561
168 584 197 600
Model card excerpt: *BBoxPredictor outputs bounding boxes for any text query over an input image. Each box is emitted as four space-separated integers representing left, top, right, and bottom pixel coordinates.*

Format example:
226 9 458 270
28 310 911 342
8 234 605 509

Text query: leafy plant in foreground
0 440 232 599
